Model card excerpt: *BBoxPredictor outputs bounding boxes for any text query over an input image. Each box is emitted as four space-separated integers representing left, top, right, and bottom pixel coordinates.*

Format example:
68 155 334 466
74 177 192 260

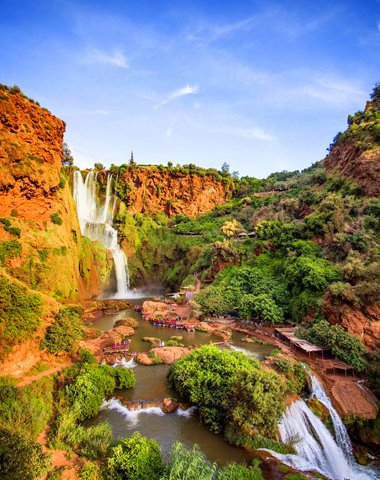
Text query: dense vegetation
167 346 288 452
0 275 43 357
41 306 83 354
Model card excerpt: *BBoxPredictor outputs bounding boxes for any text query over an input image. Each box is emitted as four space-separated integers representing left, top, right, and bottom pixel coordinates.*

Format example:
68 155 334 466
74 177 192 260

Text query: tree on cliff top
62 142 74 166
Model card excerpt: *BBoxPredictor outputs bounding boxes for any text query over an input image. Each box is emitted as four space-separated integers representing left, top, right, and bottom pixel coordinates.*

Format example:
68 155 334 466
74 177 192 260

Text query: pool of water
92 298 219 352
91 296 275 465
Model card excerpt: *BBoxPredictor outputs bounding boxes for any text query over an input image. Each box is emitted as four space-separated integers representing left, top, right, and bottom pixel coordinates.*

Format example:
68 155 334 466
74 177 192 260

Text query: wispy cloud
154 84 200 110
188 15 257 43
87 48 129 68
78 109 111 116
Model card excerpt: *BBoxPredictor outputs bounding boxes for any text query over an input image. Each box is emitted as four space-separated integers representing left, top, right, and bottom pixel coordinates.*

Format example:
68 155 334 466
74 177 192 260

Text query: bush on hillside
107 432 163 480
0 275 42 351
50 213 63 225
161 442 216 480
40 306 83 354
297 320 367 371
0 428 50 480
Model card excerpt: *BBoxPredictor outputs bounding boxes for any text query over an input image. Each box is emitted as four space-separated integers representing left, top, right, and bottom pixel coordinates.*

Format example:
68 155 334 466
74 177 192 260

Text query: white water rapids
270 374 379 479
73 171 130 297
101 398 197 426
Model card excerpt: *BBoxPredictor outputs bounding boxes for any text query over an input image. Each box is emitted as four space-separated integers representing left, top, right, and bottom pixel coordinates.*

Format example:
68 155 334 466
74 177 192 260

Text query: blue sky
1 0 379 178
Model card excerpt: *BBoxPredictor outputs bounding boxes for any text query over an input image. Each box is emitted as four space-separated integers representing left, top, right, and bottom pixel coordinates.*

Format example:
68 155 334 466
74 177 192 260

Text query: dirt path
17 362 70 387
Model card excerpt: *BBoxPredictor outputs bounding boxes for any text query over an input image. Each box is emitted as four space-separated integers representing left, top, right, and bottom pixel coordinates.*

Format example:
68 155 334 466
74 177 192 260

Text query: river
90 297 273 464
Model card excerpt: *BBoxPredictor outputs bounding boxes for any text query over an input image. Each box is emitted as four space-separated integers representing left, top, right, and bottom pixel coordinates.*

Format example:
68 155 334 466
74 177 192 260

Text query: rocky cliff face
324 98 380 197
118 167 232 217
0 88 65 222
0 88 111 301
324 293 380 350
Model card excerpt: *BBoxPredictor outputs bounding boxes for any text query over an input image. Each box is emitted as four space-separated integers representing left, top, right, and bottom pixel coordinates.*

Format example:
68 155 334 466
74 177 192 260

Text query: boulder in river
152 346 191 364
114 317 139 328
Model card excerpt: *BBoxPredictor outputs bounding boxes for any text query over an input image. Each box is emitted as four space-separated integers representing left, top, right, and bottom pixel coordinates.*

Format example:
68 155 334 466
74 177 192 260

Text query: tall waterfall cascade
270 374 379 479
73 171 130 297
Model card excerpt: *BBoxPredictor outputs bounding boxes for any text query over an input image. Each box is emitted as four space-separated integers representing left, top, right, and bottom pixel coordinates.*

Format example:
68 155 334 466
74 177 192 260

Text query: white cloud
78 109 111 116
87 49 128 68
154 84 200 110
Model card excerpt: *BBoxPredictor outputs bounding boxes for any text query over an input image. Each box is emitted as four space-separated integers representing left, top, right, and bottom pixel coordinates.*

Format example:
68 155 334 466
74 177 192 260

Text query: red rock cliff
0 88 112 300
0 90 65 221
324 99 380 197
119 168 232 217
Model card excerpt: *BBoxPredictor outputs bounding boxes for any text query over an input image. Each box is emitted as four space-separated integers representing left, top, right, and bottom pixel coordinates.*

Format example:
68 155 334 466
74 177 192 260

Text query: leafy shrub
227 369 286 437
162 442 216 480
50 213 63 225
107 432 163 480
80 462 104 480
0 376 54 439
218 462 264 480
238 293 284 323
224 424 294 454
0 239 22 264
168 346 258 433
41 307 83 354
0 275 42 350
66 364 117 420
297 320 367 371
114 366 135 389
0 428 50 480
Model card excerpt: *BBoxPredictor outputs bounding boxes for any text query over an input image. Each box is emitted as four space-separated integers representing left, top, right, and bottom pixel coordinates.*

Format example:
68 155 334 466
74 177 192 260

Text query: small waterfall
310 374 354 461
73 171 130 297
101 398 197 426
269 375 379 479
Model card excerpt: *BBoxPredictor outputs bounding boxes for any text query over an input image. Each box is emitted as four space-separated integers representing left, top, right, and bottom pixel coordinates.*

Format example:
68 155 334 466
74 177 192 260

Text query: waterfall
73 171 130 297
269 375 379 479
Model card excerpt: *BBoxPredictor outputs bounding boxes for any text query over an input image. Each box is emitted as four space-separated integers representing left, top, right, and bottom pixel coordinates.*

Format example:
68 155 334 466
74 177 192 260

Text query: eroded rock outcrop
118 167 232 217
0 88 112 300
324 98 380 197
324 296 380 349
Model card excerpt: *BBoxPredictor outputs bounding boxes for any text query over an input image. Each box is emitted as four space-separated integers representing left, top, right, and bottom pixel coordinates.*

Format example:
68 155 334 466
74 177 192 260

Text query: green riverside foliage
297 320 367 371
227 368 286 437
0 428 50 480
66 364 117 420
0 275 43 354
41 306 83 354
0 376 54 440
218 462 264 480
50 351 134 459
161 442 216 480
107 432 163 480
167 346 259 433
272 358 307 394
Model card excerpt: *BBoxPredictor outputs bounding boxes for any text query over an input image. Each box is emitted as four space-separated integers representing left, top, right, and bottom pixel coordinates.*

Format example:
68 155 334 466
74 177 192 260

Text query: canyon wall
117 167 232 217
0 87 111 301
324 98 380 197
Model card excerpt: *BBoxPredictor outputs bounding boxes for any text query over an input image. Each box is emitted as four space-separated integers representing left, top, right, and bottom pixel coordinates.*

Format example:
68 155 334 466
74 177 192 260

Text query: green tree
0 428 50 480
162 442 216 480
62 142 74 166
94 162 105 170
238 293 284 323
167 346 258 433
221 162 230 174
297 320 367 371
107 432 163 480
227 369 286 437
41 307 83 354
218 462 264 480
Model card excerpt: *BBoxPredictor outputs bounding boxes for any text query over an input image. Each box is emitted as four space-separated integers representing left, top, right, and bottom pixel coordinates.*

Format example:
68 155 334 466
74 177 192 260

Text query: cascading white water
269 375 379 479
310 374 354 462
73 171 130 297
